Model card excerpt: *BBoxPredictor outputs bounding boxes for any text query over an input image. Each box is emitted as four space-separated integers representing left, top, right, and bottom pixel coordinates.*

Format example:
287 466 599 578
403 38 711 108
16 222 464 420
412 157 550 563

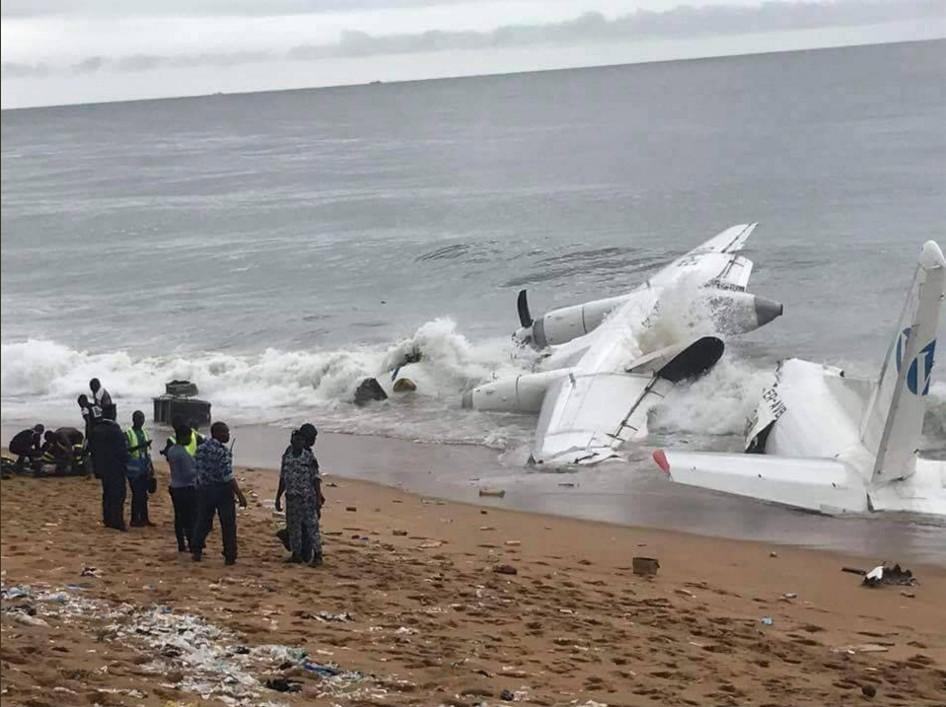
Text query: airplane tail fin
861 241 945 485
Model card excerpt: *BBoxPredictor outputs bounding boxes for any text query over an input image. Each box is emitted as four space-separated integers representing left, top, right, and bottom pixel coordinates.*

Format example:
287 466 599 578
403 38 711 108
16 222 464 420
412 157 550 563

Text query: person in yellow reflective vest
125 410 154 527
160 415 205 458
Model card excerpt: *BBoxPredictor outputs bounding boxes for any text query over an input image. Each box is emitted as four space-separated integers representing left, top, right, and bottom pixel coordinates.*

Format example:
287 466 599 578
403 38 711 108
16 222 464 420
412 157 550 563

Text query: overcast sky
2 0 944 108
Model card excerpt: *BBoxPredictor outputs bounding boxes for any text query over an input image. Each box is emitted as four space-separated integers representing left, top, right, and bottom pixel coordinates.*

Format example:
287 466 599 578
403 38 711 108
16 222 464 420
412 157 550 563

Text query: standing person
275 429 324 566
9 425 44 471
191 421 247 565
125 410 154 527
166 424 198 552
89 378 116 420
89 407 129 531
160 415 205 459
77 395 98 477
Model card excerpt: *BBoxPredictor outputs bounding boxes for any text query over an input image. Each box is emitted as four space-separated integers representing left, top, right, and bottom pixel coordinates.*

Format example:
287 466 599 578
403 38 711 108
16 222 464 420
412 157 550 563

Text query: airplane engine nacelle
461 369 572 413
706 289 783 335
528 294 631 348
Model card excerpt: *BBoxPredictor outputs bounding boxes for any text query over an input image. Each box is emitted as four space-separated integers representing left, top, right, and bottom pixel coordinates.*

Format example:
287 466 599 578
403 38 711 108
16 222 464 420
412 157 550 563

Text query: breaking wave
0 319 531 445
2 315 943 453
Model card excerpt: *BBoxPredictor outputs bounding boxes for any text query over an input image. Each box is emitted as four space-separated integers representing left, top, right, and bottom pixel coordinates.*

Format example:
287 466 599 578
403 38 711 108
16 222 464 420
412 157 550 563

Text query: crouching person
191 422 247 565
275 429 324 566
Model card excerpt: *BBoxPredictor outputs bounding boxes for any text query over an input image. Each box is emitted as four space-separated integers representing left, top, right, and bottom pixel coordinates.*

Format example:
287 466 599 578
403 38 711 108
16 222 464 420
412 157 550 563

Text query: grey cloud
72 56 106 73
4 0 944 80
291 0 946 58
0 0 456 18
1 62 51 78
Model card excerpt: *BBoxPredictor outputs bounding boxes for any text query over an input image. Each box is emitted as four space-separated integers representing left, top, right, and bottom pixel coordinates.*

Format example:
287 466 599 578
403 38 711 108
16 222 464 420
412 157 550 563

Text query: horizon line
2 35 943 113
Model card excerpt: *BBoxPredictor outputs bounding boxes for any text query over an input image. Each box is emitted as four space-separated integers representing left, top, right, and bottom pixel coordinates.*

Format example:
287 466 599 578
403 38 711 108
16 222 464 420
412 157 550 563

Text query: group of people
9 378 326 567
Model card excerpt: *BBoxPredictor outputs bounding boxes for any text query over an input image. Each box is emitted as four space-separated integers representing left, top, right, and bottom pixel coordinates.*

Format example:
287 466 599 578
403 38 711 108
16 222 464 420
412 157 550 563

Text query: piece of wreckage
461 223 783 466
654 240 946 516
353 347 423 406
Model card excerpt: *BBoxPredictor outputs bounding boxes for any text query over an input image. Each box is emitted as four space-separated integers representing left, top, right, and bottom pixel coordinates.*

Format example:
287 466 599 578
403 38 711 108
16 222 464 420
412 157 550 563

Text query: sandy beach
2 453 945 707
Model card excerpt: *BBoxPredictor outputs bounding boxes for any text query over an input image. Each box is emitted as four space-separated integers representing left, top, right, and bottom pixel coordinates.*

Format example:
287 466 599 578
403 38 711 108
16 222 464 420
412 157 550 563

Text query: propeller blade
517 289 533 328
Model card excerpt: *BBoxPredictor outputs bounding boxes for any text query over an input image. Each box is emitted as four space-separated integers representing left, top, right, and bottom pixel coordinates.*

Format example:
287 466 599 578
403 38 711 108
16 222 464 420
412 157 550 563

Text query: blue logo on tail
896 327 936 396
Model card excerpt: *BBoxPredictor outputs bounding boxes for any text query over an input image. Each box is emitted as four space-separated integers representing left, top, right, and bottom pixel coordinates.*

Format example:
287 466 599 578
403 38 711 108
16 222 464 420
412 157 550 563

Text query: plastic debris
831 643 890 654
80 566 101 578
263 677 301 693
493 564 518 576
761 617 774 626
302 662 343 678
500 688 515 700
316 611 353 623
1 586 31 599
478 488 506 498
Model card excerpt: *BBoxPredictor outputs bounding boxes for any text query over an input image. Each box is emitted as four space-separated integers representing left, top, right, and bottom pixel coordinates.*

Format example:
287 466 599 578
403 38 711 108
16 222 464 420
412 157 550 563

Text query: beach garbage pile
0 583 393 705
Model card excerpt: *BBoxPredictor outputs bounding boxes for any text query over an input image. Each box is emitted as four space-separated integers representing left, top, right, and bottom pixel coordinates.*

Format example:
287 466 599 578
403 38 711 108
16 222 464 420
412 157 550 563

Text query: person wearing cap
9 425 45 472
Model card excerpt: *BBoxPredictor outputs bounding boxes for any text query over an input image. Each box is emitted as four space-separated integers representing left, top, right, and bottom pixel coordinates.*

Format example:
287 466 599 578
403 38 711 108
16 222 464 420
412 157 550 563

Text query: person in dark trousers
78 394 99 477
125 410 154 527
89 378 116 419
275 429 324 566
9 425 44 471
191 421 247 565
89 407 129 531
166 424 198 552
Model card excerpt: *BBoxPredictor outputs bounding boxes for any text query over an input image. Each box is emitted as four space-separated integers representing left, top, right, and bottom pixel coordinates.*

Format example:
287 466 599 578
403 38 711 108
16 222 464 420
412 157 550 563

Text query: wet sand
2 455 945 706
232 425 946 565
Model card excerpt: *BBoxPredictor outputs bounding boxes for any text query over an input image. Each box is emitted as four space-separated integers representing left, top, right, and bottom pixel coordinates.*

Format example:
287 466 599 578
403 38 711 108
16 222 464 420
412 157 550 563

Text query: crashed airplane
462 224 783 466
654 240 946 516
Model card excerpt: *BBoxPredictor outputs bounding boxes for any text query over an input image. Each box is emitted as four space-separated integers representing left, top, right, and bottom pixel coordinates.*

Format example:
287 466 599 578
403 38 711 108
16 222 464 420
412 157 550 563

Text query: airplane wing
648 223 757 291
653 449 870 514
531 372 672 466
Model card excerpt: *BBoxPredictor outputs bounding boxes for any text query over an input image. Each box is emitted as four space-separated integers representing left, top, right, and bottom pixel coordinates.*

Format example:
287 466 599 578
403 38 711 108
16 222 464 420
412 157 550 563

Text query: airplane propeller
517 289 533 328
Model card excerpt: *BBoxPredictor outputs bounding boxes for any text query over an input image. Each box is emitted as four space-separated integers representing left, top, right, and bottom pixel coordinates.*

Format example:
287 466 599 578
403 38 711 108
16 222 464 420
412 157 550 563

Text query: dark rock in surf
353 377 388 406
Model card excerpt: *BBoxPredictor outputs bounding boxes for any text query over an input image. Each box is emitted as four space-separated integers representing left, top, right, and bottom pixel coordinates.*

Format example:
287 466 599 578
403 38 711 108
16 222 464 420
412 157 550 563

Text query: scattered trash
480 526 495 531
769 551 779 558
316 611 353 623
632 557 659 577
418 541 443 549
504 540 521 546
845 563 917 587
557 482 576 488
500 688 515 701
12 611 49 627
478 488 506 498
493 564 518 576
345 506 357 512
1 586 31 599
392 530 408 536
782 592 798 599
264 676 301 693
80 566 101 578
832 643 890 655
900 590 916 599
303 661 343 678
760 617 774 626
674 588 695 598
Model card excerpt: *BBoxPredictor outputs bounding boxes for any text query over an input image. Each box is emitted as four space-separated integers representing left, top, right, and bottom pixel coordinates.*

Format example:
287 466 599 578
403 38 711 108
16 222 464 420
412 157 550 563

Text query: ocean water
2 39 945 457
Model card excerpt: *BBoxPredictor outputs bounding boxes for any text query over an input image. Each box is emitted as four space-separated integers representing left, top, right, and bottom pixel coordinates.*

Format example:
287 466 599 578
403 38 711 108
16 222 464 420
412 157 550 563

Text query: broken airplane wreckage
655 240 945 517
462 223 783 466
